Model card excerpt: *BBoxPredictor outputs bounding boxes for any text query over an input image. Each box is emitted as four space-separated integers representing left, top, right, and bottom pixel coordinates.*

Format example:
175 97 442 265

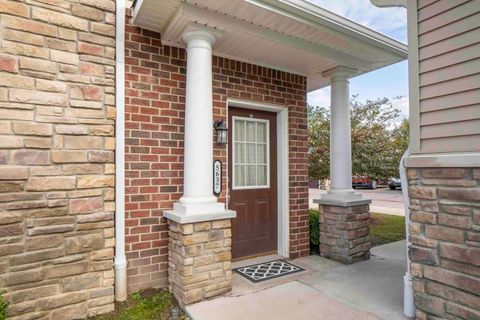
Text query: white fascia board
246 0 408 58
370 0 407 8
405 152 480 168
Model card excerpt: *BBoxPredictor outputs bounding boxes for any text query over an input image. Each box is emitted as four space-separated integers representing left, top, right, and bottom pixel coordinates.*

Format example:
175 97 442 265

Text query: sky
306 0 409 120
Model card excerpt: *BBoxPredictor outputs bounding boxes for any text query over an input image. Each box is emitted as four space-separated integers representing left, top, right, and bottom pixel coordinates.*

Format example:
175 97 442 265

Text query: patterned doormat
233 260 305 283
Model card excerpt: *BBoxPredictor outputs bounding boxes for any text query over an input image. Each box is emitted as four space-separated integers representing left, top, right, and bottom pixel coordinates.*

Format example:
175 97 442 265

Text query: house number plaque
213 160 222 195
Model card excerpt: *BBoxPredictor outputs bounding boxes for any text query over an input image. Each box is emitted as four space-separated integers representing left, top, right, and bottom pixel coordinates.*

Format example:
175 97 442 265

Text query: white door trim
227 98 290 258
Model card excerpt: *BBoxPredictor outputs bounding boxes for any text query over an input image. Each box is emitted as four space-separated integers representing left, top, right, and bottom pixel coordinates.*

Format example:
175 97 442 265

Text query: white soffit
132 0 408 91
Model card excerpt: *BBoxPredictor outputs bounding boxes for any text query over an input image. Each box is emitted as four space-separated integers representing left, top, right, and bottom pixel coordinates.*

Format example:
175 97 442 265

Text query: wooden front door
228 107 277 260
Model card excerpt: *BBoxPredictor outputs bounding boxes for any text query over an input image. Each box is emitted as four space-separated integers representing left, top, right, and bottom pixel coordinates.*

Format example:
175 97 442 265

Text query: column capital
323 66 358 82
182 22 223 47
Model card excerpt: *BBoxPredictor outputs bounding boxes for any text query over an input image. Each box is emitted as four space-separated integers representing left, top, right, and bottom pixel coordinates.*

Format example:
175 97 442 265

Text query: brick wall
407 168 480 319
124 16 309 292
0 0 116 318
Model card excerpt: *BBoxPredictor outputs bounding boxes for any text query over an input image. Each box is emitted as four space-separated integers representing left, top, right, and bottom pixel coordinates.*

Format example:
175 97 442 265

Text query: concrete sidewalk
186 241 410 320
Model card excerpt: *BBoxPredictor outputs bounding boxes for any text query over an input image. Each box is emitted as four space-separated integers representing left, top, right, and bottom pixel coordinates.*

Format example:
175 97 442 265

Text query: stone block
168 219 232 308
424 225 464 243
61 273 103 292
56 125 89 135
19 57 56 74
52 150 88 163
50 303 88 320
88 150 114 162
69 196 103 214
0 166 28 180
64 136 104 150
0 135 23 148
77 175 114 188
32 7 88 30
0 54 18 73
12 150 49 165
0 0 29 17
9 89 68 106
25 234 64 251
26 176 76 191
66 233 104 254
409 186 437 200
45 260 89 279
318 203 370 264
36 292 88 311
72 3 104 21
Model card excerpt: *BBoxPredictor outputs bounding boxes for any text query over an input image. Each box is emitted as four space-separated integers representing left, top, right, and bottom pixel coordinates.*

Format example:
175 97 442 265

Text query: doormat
233 260 305 283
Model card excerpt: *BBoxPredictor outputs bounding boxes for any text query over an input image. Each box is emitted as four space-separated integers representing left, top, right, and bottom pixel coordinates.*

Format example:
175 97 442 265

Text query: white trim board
405 152 480 168
227 98 290 258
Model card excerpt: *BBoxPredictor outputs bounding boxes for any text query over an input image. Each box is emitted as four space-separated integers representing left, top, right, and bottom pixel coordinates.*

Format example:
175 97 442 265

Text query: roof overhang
132 0 408 92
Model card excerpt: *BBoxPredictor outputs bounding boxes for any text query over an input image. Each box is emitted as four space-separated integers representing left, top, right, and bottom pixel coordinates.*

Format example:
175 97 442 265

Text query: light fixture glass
214 120 228 144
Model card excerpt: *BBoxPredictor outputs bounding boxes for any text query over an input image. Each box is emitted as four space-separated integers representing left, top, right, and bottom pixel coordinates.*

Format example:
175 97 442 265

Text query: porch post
314 66 371 264
326 67 360 200
163 23 235 308
176 26 224 214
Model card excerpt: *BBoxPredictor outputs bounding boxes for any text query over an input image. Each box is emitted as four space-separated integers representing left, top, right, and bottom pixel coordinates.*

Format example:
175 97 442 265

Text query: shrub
0 295 8 320
309 209 320 253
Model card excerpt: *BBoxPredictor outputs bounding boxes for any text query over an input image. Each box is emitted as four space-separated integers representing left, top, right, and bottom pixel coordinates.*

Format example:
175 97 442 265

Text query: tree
308 96 409 181
308 104 330 180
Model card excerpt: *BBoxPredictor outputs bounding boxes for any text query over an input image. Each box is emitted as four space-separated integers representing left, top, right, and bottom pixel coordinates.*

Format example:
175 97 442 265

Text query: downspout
399 147 414 317
114 0 127 302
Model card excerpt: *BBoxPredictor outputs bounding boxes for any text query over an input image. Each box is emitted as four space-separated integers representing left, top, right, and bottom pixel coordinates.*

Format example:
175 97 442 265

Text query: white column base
164 206 236 224
315 188 371 206
173 201 226 215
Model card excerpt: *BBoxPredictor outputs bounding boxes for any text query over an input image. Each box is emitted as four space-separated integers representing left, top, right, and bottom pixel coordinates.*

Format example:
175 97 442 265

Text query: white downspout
399 147 414 317
114 0 127 302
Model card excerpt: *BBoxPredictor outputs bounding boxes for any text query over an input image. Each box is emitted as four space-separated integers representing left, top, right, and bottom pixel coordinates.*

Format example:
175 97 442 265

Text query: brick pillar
168 219 233 308
316 200 371 264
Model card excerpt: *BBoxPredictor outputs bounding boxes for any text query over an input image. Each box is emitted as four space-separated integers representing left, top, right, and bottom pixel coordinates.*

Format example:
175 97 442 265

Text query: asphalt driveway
309 188 405 216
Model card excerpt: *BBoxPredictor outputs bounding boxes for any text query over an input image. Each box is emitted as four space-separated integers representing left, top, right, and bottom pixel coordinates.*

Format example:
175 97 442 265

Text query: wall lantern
214 120 228 144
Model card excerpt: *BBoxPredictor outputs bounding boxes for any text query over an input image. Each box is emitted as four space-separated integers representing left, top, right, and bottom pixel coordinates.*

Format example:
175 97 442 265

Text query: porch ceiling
132 0 408 91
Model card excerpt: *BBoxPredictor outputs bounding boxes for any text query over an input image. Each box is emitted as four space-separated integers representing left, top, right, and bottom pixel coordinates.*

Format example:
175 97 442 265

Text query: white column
170 25 226 217
322 67 362 202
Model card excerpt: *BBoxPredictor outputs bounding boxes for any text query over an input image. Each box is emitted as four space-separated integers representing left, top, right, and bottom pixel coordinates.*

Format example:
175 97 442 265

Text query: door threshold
232 250 278 262
232 252 285 269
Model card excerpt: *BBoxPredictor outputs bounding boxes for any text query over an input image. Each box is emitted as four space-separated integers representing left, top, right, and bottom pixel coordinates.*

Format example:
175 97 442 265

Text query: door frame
227 98 289 258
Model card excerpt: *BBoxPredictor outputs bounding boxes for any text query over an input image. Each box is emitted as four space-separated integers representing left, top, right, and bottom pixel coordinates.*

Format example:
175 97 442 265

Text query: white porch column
315 67 371 265
165 24 235 223
321 67 362 202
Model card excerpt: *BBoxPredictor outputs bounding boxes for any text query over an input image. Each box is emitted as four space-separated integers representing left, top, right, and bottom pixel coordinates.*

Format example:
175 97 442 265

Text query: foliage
307 105 330 181
308 96 409 181
90 289 185 320
0 294 8 320
309 209 320 249
370 212 406 247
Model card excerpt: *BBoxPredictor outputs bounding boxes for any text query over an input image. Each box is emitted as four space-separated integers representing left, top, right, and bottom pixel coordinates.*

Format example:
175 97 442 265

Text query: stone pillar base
316 200 371 264
167 218 233 308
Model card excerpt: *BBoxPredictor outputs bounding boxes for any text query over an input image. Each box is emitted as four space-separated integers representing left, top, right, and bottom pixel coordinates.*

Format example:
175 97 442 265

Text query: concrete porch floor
186 241 410 320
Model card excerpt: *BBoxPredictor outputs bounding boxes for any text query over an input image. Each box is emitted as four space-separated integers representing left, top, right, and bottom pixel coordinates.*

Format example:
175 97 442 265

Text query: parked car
352 175 378 189
388 178 402 190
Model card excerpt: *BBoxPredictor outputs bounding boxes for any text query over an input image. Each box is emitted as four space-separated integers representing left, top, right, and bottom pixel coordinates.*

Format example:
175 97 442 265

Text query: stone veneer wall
407 168 480 319
0 0 116 318
124 12 309 292
168 219 232 307
318 203 370 264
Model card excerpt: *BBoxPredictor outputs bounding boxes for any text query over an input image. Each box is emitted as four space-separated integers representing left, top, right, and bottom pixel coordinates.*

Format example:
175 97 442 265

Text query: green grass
0 294 8 320
370 212 406 246
89 289 185 320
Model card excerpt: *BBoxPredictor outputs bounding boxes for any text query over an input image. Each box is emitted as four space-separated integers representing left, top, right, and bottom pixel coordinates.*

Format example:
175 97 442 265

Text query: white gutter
114 0 127 302
399 147 414 318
